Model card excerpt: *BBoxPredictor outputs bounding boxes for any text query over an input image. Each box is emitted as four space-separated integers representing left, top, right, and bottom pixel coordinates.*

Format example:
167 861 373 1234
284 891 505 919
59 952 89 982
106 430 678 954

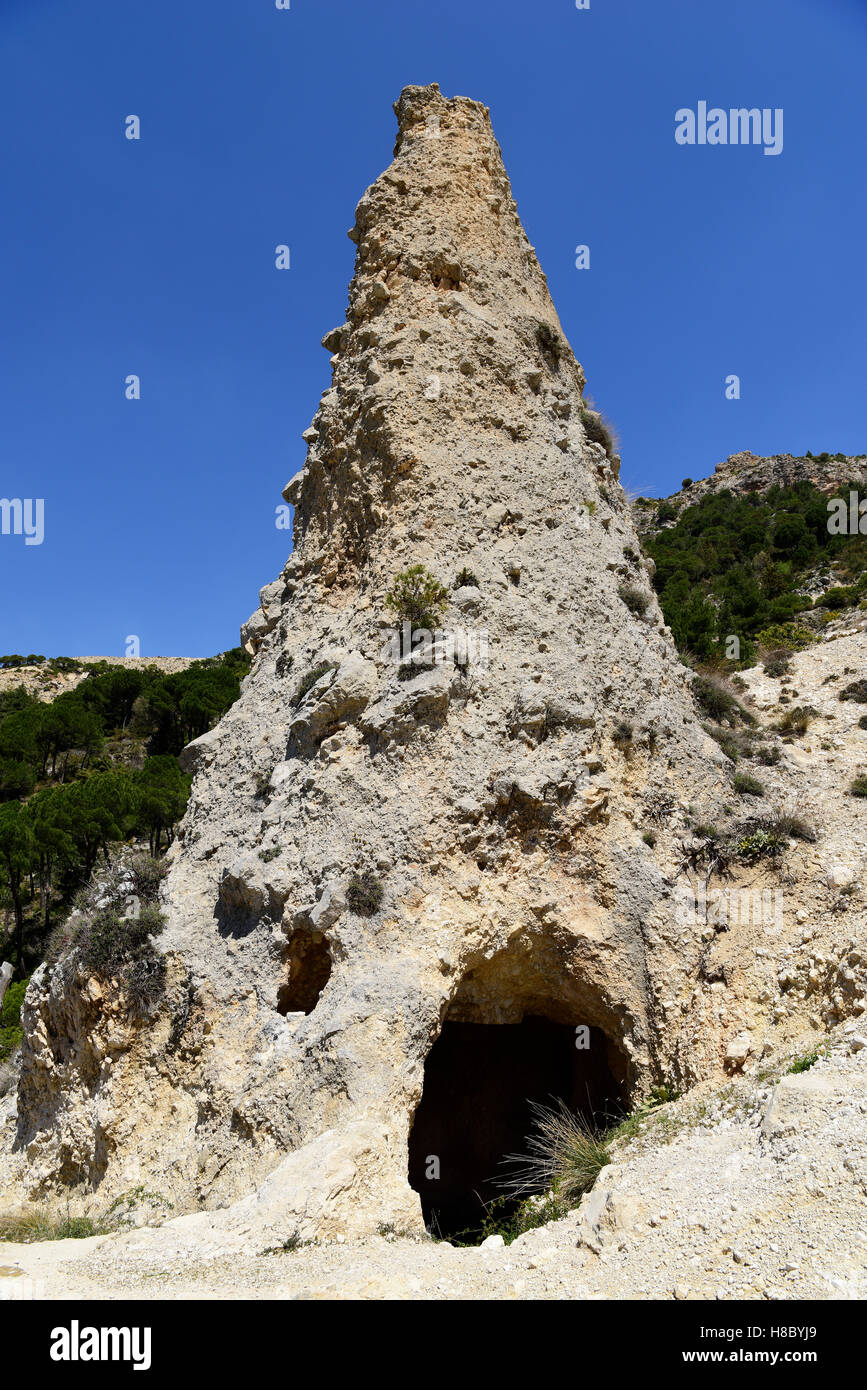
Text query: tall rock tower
11 87 728 1238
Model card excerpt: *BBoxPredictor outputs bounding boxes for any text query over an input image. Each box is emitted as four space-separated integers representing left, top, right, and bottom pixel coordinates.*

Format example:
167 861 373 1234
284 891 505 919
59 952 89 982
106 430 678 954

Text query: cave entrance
408 1015 624 1240
276 930 332 1015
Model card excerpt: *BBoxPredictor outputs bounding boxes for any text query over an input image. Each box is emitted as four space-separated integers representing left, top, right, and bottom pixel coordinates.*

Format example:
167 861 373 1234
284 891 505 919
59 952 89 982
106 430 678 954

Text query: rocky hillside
0 657 196 705
3 1044 865 1299
3 622 865 1297
631 453 867 662
634 450 866 533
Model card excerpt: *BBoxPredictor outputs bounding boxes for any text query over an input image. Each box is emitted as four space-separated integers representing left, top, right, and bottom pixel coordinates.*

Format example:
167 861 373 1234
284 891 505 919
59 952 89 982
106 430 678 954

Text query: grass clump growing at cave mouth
346 871 384 917
442 1192 568 1247
385 565 449 632
452 1091 682 1246
291 661 337 708
498 1099 612 1211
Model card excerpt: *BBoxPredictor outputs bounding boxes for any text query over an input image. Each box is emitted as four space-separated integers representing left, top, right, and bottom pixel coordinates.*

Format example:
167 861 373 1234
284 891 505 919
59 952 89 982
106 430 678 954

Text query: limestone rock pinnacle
11 87 730 1237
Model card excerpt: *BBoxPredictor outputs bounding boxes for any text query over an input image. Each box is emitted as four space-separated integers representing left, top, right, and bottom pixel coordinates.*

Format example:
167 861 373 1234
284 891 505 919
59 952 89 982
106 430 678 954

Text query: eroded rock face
7 85 731 1228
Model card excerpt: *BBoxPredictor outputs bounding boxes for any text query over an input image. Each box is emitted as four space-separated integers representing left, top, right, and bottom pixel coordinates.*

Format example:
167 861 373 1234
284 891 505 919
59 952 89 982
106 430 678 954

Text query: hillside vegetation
640 478 867 662
0 651 249 1047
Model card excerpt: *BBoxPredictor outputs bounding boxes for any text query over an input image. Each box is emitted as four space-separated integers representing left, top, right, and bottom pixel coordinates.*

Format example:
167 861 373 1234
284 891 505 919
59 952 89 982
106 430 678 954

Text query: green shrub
754 742 782 765
79 904 162 975
385 566 449 631
641 474 867 661
74 903 167 1014
817 586 856 609
681 478 694 489
346 871 384 917
755 624 815 652
734 772 764 797
839 680 867 704
693 674 752 725
454 568 479 589
762 649 792 678
850 776 867 797
788 1048 825 1074
0 1210 103 1243
128 854 167 903
774 706 815 735
706 726 744 761
0 977 27 1061
736 828 787 860
859 715 867 730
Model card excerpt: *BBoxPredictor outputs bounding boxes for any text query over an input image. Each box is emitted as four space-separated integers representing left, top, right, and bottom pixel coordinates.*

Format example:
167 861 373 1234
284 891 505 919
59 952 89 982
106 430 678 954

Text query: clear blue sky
2 0 865 657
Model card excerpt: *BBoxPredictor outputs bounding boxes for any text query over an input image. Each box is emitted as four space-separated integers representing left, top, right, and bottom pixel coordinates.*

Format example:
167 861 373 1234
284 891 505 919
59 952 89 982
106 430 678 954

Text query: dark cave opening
276 930 332 1015
407 1015 624 1240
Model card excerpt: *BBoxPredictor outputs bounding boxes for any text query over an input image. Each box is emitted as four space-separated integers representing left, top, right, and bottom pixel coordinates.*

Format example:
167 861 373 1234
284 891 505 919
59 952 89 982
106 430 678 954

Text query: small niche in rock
408 1015 624 1242
430 262 461 292
277 930 332 1015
